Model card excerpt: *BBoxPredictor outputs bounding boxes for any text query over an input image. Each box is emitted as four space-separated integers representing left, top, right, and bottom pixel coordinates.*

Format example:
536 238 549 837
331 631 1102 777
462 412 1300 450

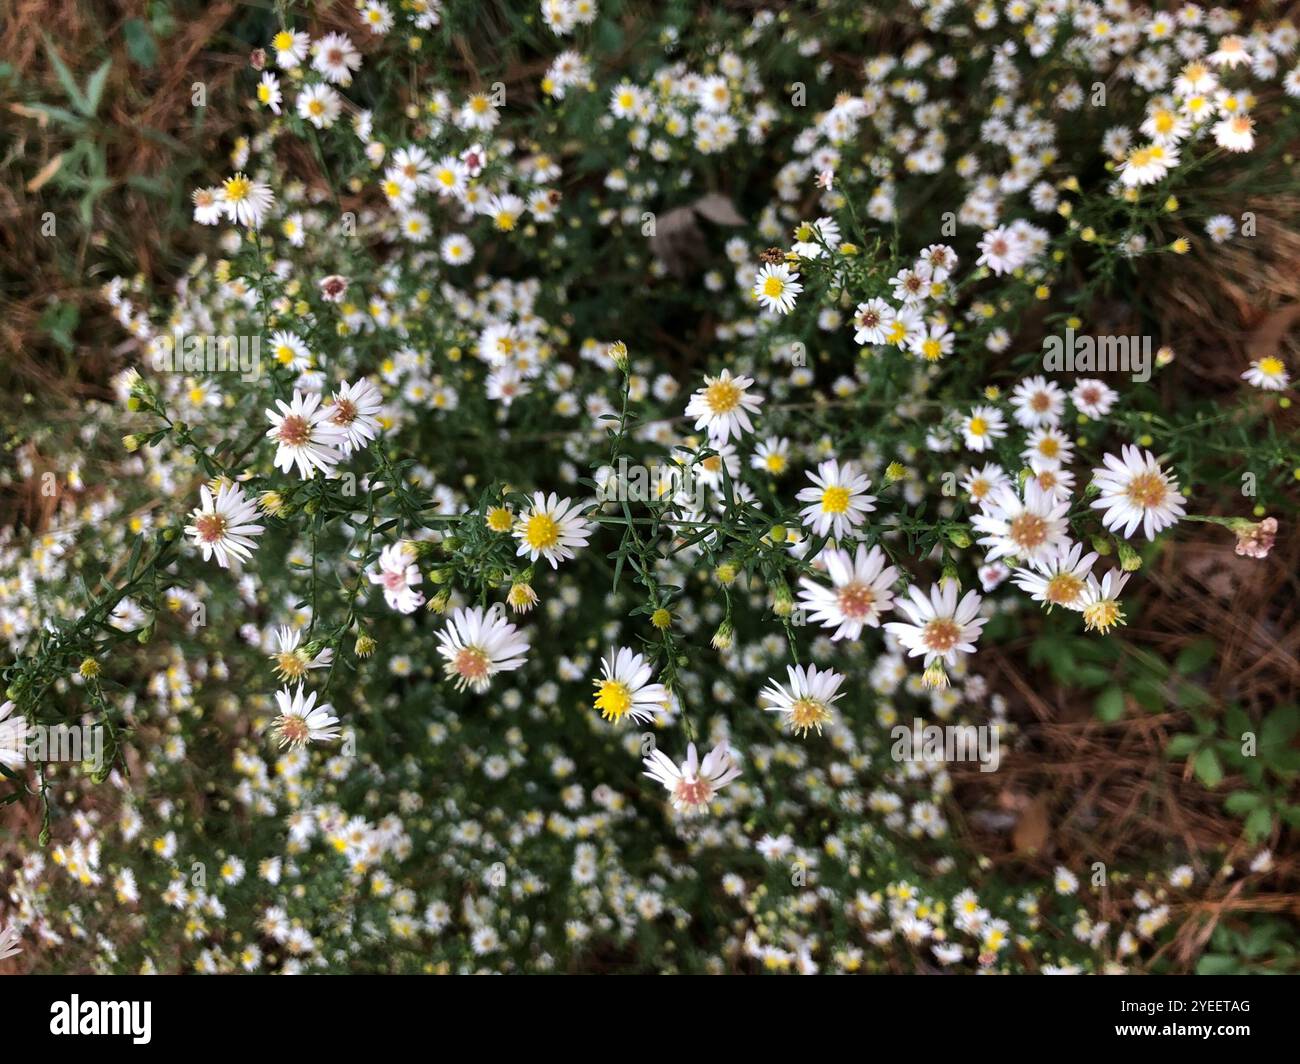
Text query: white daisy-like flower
367 542 425 614
218 173 274 228
684 368 764 443
1011 541 1098 611
1026 460 1075 504
184 481 265 568
852 297 897 345
191 186 222 225
312 32 362 85
971 481 1072 564
961 405 1008 453
269 330 313 372
271 29 310 69
297 82 342 129
1090 445 1187 540
796 543 899 640
268 625 333 682
643 742 741 815
750 436 791 477
884 582 988 668
327 378 384 453
1241 355 1290 391
0 700 29 772
265 389 347 479
0 923 22 961
797 459 876 539
752 262 803 314
1010 375 1066 428
255 72 282 114
1212 113 1255 152
269 685 340 748
512 492 593 568
760 663 847 737
1118 142 1178 186
963 463 1010 508
592 646 669 724
435 604 530 693
1022 425 1074 467
1080 570 1131 633
1070 378 1118 419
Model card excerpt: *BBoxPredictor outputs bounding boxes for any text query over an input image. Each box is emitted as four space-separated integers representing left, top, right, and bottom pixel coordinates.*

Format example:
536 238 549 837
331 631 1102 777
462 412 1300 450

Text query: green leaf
43 37 90 114
1244 805 1273 841
1194 747 1223 789
1165 734 1200 758
123 19 159 68
1095 685 1125 722
1223 790 1262 815
84 59 112 116
1175 638 1216 675
1196 954 1240 975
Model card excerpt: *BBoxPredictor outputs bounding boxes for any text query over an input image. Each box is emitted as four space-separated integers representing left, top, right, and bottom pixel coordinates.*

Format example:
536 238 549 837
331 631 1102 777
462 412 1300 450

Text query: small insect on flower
592 647 669 724
684 368 764 444
1091 445 1187 540
435 605 530 693
367 542 425 614
512 492 593 568
796 543 899 640
184 481 265 569
268 685 340 749
760 664 846 737
796 459 876 540
643 742 741 815
752 262 803 314
265 389 348 479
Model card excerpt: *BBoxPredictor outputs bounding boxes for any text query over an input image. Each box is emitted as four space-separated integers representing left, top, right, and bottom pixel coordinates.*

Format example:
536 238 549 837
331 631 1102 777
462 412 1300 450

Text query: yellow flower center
968 417 988 436
223 175 251 203
821 485 850 514
704 379 741 414
1044 573 1084 606
761 275 786 298
523 512 560 551
788 697 832 737
1259 356 1284 376
594 679 633 722
1125 471 1167 508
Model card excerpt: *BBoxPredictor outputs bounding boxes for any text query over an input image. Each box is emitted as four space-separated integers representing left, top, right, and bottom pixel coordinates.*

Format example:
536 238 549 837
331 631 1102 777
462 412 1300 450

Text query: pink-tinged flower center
837 583 877 620
382 569 407 591
452 646 491 683
673 777 713 810
273 714 310 748
194 513 228 543
1009 513 1049 550
1031 392 1051 411
331 398 358 427
1079 386 1100 405
276 414 311 447
922 618 962 653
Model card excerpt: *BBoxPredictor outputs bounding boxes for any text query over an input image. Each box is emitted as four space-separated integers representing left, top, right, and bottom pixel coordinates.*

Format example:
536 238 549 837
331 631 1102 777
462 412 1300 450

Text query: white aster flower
436 604 530 693
184 481 265 568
